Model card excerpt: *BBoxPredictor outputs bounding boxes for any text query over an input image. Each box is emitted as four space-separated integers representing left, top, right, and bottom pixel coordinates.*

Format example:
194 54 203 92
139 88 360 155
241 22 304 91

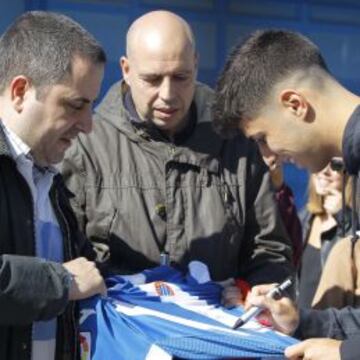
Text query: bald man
62 10 294 285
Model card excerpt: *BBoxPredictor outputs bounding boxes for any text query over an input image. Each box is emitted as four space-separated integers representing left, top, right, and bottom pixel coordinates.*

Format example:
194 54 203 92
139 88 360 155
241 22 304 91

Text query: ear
10 76 31 113
120 56 131 86
279 90 308 119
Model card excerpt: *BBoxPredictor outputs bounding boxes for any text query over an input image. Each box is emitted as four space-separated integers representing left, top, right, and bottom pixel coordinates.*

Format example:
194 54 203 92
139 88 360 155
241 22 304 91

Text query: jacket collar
123 90 198 146
94 80 222 173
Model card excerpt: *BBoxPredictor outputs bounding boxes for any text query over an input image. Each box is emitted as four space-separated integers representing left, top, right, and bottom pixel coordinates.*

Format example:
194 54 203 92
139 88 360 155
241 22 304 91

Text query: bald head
121 10 197 136
126 10 196 59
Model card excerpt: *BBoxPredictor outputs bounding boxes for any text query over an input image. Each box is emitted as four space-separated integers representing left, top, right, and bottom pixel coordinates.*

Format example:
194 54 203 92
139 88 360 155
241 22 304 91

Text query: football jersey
80 262 298 359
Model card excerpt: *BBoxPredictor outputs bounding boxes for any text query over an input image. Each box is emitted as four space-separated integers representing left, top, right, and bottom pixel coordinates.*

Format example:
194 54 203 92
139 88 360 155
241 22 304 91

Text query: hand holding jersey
63 258 106 300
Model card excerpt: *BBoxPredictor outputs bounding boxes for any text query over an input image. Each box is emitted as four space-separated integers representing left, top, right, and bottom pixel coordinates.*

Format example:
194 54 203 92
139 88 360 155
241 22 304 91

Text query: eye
70 104 83 110
66 101 85 111
143 76 162 85
173 74 189 82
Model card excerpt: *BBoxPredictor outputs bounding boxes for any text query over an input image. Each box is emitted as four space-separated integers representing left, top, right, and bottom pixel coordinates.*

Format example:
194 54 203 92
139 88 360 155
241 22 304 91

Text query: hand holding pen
233 278 299 334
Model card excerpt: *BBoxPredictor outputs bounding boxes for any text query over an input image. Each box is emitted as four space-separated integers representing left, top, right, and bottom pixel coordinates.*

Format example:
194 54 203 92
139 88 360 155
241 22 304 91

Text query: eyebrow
70 97 91 104
63 96 95 107
140 69 193 77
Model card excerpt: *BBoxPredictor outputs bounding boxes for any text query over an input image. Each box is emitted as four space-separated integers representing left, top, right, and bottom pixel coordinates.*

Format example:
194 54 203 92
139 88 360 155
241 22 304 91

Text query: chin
154 119 177 132
315 188 327 196
50 152 66 165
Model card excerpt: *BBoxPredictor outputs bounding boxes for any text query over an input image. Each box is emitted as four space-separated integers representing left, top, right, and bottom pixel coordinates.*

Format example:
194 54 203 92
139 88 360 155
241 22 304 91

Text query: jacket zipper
52 186 78 360
14 169 36 360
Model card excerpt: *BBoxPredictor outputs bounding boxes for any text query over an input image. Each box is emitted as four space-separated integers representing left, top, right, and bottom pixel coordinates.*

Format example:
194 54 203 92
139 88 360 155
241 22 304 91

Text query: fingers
326 187 341 195
246 283 278 308
249 283 278 297
216 277 235 287
218 278 244 308
323 195 342 214
285 339 342 360
222 286 243 307
285 342 306 359
63 257 106 300
246 284 299 334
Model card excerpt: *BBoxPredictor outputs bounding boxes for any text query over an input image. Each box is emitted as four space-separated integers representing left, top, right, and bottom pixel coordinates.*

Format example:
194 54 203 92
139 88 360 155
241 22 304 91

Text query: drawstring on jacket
350 175 359 295
350 175 359 253
331 157 359 293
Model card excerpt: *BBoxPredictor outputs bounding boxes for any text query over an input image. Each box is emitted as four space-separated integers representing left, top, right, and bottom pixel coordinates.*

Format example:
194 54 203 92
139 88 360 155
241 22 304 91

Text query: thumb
285 342 305 359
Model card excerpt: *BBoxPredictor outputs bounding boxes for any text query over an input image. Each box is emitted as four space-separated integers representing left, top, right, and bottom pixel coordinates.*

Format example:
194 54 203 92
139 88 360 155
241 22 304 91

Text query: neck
163 113 190 140
317 80 360 156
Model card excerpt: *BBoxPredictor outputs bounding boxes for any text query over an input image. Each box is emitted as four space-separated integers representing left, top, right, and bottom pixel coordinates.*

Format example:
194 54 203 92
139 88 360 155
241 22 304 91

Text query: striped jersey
79 261 298 359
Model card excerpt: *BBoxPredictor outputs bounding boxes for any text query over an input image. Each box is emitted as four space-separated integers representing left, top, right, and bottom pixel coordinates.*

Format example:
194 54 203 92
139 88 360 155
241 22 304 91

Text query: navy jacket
0 125 96 360
297 106 360 360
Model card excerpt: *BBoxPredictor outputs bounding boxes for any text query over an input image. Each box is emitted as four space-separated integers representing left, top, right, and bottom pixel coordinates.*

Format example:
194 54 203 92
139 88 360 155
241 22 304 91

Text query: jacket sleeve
0 254 71 326
61 137 111 265
297 307 360 340
61 138 88 235
340 338 360 360
238 144 295 287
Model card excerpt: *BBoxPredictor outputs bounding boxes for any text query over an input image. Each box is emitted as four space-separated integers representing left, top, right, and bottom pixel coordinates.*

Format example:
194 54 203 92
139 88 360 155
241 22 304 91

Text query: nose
259 142 276 159
76 109 93 134
159 77 174 102
259 143 278 169
319 163 332 176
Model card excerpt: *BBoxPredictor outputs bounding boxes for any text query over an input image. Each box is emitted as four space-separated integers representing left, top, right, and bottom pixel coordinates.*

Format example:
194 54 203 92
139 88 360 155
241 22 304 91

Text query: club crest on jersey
154 281 174 296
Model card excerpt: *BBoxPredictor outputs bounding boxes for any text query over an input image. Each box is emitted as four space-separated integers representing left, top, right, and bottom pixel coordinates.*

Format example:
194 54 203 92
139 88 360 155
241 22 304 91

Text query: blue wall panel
4 0 360 208
0 0 25 33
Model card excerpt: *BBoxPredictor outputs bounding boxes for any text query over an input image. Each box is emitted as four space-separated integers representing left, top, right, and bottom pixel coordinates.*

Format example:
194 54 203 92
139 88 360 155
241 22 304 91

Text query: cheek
313 177 328 195
136 86 157 106
282 133 308 154
266 136 287 153
330 177 342 190
182 83 195 102
313 177 322 189
131 90 151 111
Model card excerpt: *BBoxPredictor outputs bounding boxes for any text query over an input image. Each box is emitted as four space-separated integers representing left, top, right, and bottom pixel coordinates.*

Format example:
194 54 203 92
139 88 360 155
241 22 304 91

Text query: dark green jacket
62 81 293 283
0 125 95 360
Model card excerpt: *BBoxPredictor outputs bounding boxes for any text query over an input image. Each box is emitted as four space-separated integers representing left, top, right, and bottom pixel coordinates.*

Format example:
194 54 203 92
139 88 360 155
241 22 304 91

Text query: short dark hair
0 11 106 94
213 29 329 137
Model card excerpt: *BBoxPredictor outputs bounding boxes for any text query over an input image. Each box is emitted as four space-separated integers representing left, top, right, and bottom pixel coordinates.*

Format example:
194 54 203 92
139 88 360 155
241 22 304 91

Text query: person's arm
248 283 360 340
0 254 72 325
0 254 106 326
283 336 360 360
340 338 360 360
238 145 294 286
297 306 360 340
248 283 360 360
285 339 341 360
247 284 360 359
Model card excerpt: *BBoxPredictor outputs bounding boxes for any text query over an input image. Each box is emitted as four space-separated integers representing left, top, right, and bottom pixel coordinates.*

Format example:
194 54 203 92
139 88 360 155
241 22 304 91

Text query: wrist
64 270 74 299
